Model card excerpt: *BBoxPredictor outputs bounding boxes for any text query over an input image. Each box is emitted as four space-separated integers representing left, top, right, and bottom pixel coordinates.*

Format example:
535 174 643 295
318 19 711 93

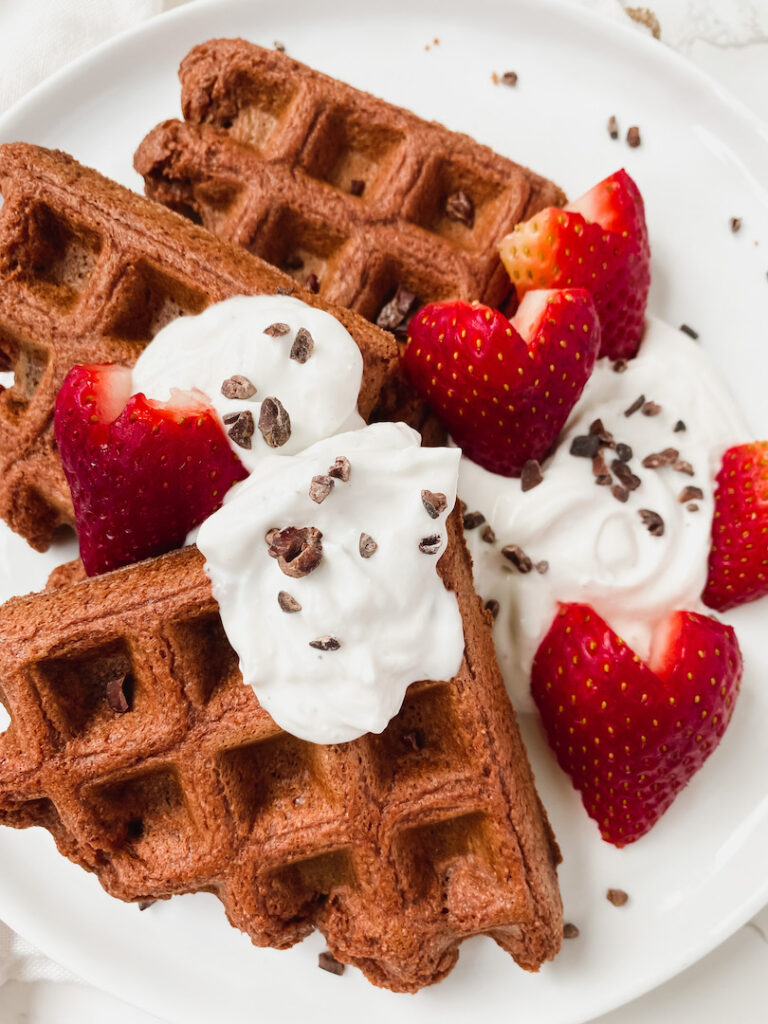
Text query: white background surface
0 0 767 1021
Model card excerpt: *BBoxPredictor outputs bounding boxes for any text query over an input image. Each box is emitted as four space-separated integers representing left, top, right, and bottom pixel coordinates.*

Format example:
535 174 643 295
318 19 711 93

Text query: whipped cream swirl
132 294 364 471
197 423 465 743
459 318 750 713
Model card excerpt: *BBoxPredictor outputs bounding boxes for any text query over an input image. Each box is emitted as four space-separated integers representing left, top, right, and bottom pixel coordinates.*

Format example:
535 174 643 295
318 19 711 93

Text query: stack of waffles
135 39 565 330
0 42 565 994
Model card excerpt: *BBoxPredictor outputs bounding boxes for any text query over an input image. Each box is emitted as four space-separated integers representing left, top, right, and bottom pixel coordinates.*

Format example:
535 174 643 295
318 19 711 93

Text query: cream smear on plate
459 318 750 713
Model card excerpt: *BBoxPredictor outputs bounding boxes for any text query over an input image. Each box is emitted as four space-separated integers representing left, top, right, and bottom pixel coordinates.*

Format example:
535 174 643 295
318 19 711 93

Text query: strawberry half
531 603 742 846
54 364 248 575
704 441 768 611
498 170 650 361
402 289 600 476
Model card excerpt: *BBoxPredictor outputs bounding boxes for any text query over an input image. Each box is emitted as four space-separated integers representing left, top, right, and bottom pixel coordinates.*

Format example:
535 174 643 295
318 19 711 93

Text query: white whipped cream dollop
460 318 750 714
196 422 465 744
132 294 364 470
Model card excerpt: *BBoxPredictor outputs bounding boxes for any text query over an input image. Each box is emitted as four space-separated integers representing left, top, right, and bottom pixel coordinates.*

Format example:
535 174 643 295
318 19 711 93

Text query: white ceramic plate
0 1 767 1022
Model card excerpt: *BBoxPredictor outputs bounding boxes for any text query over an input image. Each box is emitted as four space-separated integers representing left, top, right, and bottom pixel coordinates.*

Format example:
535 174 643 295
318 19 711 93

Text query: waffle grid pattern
0 143 403 551
135 40 566 325
0 524 562 991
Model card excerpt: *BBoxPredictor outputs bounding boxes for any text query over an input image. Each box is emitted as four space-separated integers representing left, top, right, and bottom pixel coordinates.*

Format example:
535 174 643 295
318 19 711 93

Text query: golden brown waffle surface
0 513 562 991
135 39 566 327
0 143 410 552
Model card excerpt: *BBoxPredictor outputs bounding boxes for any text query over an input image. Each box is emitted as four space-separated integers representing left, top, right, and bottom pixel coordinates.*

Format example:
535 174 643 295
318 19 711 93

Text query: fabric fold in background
0 0 168 113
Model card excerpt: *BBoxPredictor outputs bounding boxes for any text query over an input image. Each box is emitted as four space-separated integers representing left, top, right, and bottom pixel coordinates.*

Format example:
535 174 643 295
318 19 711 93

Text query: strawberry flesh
531 603 742 846
54 364 248 575
498 170 650 361
704 441 768 611
402 289 600 477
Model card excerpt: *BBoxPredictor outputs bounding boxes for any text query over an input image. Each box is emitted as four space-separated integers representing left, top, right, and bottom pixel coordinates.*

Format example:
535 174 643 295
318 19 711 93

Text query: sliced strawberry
54 364 248 575
704 441 768 611
402 289 600 477
498 170 650 360
531 603 742 847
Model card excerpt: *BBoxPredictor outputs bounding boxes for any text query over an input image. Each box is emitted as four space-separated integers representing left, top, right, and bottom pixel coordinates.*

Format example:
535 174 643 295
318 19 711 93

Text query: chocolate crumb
639 509 664 537
138 900 156 912
674 459 695 476
563 922 580 939
278 591 302 613
462 510 486 530
626 125 641 148
329 456 351 481
267 526 323 578
613 358 628 373
290 326 314 363
305 272 320 293
318 951 345 975
421 489 448 519
624 395 645 417
274 40 286 52
126 818 144 840
606 888 629 907
674 420 687 433
481 524 496 544
615 442 633 462
501 544 533 573
611 484 629 503
521 459 543 491
730 216 742 233
258 396 291 447
607 115 619 140
359 532 378 558
687 502 700 512
309 636 341 652
592 452 612 486
221 374 257 400
642 448 679 469
589 418 615 447
535 560 550 575
642 400 661 417
227 410 255 450
679 324 699 340
484 598 500 619
283 254 304 271
349 179 365 197
501 70 518 87
401 729 425 752
309 474 334 504
419 534 442 555
106 675 130 714
612 460 641 491
376 285 417 333
276 285 295 296
445 190 475 227
679 485 704 503
570 434 602 458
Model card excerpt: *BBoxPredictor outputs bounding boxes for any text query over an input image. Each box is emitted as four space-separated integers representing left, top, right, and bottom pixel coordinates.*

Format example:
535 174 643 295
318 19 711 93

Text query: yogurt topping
196 422 465 744
459 318 750 714
132 294 364 471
